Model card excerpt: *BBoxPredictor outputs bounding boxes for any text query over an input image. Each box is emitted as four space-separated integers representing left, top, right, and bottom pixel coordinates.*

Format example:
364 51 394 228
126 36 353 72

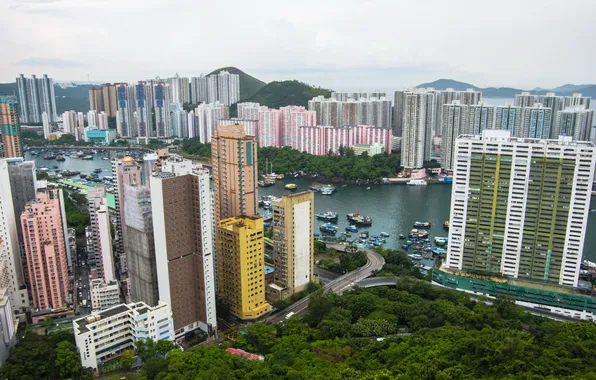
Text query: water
25 150 115 179
24 151 596 261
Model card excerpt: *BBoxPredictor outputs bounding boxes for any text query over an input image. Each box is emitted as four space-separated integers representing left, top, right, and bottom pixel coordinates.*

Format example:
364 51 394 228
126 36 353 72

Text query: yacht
407 179 427 186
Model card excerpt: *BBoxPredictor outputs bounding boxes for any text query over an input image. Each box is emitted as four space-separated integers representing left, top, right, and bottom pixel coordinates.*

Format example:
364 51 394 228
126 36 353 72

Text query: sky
2 0 596 91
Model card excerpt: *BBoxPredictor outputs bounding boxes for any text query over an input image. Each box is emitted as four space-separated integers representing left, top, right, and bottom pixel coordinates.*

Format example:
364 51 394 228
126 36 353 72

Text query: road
73 236 91 314
266 246 385 323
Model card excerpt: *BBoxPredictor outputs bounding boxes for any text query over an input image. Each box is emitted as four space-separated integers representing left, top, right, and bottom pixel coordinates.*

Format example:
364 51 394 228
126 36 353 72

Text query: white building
190 75 208 104
90 279 121 311
194 102 229 143
520 103 552 139
441 101 469 171
446 130 596 287
555 106 594 141
218 118 257 139
42 111 51 139
0 160 29 313
401 91 427 168
62 110 77 135
87 187 115 282
468 102 494 134
0 288 17 366
495 105 523 136
352 143 384 156
237 102 265 120
98 111 108 130
87 110 98 128
73 301 174 370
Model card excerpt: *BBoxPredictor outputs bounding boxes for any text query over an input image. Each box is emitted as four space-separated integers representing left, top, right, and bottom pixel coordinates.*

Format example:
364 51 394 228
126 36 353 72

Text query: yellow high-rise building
270 192 315 300
217 216 270 320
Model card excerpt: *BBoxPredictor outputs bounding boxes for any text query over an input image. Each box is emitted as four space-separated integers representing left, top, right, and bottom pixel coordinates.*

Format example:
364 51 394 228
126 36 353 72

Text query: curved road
266 246 385 323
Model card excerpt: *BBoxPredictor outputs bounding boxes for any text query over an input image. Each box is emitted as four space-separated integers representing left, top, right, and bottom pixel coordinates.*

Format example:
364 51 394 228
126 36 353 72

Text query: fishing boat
285 183 297 190
43 153 57 160
398 234 406 239
316 211 338 221
320 223 338 234
321 185 336 195
380 232 390 237
345 225 358 233
56 155 66 161
94 168 103 173
62 170 80 177
443 221 450 229
347 212 373 226
434 237 448 246
258 179 275 187
413 221 431 228
82 155 94 160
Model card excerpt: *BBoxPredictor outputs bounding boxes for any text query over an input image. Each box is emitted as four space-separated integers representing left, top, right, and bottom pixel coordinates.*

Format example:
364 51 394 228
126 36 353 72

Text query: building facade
90 279 121 311
271 192 315 300
0 96 22 159
193 102 229 143
0 288 16 366
73 301 174 370
21 191 69 311
401 92 427 169
441 101 469 171
16 74 57 123
446 130 596 287
150 159 216 336
211 124 258 222
217 216 271 319
87 187 115 282
554 106 594 141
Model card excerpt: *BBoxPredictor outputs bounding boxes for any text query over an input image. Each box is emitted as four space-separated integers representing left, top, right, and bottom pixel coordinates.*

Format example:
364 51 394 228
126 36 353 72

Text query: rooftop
74 304 131 333
458 130 595 148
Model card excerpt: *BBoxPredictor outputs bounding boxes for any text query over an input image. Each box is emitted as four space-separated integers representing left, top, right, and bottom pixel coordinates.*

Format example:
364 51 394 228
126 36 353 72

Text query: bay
24 151 596 262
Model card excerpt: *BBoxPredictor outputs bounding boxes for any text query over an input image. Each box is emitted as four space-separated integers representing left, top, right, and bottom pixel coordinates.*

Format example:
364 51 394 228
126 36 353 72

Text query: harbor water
25 151 596 262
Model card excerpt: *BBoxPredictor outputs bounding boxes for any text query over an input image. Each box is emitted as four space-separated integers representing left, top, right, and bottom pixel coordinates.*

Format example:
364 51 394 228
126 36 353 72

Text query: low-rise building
73 301 174 370
84 128 117 144
352 143 384 156
90 279 121 311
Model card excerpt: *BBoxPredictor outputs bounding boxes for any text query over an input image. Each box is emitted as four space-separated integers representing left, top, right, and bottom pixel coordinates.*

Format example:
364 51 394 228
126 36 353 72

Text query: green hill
54 84 93 114
241 80 332 109
207 66 266 100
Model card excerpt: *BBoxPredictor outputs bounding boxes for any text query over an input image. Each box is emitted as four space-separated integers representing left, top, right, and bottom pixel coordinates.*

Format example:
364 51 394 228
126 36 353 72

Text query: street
73 236 91 315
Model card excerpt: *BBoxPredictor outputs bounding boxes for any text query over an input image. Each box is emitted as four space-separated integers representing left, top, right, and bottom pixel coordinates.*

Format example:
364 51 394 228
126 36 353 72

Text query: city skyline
1 1 596 89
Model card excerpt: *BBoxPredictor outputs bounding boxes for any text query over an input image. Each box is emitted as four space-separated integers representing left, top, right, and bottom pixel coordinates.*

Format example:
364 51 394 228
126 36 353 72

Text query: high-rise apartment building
21 191 69 311
171 104 188 138
193 102 229 143
446 130 596 287
441 101 469 171
0 160 30 312
217 70 240 106
271 192 314 300
62 110 77 135
112 157 142 277
98 111 108 130
123 183 158 306
42 112 51 139
278 106 315 148
565 93 591 109
211 124 258 223
218 118 258 139
87 186 115 282
555 106 594 141
257 108 282 147
87 110 97 128
401 91 427 169
16 74 57 123
150 158 216 336
237 102 266 120
0 96 22 158
154 82 172 138
514 92 537 108
520 103 552 139
135 82 154 140
217 216 271 319
90 279 120 311
308 96 390 129
495 105 523 136
468 102 494 134
89 87 104 113
168 74 190 105
90 84 118 117
190 75 209 104
116 83 136 138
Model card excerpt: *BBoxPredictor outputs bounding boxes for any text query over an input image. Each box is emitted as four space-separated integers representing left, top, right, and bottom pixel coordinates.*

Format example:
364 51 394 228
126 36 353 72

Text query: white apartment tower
87 186 115 282
446 130 596 287
441 101 468 171
495 105 523 136
401 91 427 169
555 106 594 141
521 103 552 139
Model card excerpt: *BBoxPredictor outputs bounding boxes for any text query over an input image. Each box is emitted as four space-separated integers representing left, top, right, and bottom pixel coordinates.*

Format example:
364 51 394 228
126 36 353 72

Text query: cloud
15 57 86 68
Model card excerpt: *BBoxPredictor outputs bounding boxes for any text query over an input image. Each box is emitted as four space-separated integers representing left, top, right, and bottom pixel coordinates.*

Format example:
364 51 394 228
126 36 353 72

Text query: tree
55 341 84 379
140 357 167 380
108 116 117 129
120 349 135 370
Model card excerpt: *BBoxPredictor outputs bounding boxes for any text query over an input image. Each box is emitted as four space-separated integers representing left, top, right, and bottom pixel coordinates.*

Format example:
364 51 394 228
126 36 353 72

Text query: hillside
0 83 17 96
54 84 93 114
240 80 332 109
417 78 479 91
207 66 266 100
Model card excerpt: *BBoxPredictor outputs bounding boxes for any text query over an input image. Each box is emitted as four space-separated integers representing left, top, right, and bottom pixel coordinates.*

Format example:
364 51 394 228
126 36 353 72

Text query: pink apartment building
21 191 69 311
289 110 316 149
257 109 282 147
296 125 392 156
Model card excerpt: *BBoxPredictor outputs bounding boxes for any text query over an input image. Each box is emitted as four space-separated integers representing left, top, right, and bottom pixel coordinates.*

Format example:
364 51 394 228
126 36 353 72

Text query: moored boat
398 234 406 239
413 221 432 228
82 155 94 160
380 232 390 237
443 221 450 229
347 212 373 226
407 179 427 186
43 153 57 160
345 225 358 233
94 168 103 173
55 155 65 161
284 183 297 190
62 170 80 177
320 223 338 234
316 211 338 221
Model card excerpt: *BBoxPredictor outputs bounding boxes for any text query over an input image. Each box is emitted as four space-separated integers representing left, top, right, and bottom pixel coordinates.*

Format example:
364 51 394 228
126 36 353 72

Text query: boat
321 185 336 195
347 212 373 226
316 211 338 221
94 168 103 173
276 174 285 179
360 231 369 239
82 155 94 160
443 221 450 229
398 234 406 239
434 237 448 246
345 225 358 233
61 170 80 177
407 179 427 186
43 153 56 160
258 179 275 187
413 221 432 228
320 223 338 234
55 155 65 161
408 254 423 260
102 156 110 160
380 232 390 237
409 229 429 239
284 184 297 190
366 187 371 190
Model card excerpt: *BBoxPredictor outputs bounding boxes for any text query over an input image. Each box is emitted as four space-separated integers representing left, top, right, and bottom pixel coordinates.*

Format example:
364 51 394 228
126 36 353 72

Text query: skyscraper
520 103 552 139
0 96 22 158
116 83 136 138
87 186 115 282
150 158 216 335
564 93 591 109
495 105 523 136
257 108 282 147
441 101 469 171
62 110 77 135
271 192 315 300
446 130 595 287
554 106 594 141
217 216 271 319
190 75 209 104
16 74 57 123
112 157 142 278
194 102 229 143
467 102 494 135
537 93 565 138
0 160 29 312
211 124 258 223
401 91 427 169
135 82 154 140
153 82 172 138
216 70 240 106
21 190 69 311
514 92 538 108
168 74 190 105
89 87 104 113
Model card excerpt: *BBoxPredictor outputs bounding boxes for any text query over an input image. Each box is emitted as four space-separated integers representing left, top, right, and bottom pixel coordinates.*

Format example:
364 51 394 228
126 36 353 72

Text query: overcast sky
2 0 596 91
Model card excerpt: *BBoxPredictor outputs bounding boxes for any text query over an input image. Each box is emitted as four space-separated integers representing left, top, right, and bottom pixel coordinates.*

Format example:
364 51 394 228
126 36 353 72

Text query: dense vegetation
64 192 90 236
180 139 211 159
315 242 368 274
240 80 331 109
21 130 91 147
207 66 266 100
1 330 88 380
